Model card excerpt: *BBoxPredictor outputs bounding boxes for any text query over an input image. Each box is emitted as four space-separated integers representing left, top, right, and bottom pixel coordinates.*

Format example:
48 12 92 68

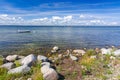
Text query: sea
0 25 120 52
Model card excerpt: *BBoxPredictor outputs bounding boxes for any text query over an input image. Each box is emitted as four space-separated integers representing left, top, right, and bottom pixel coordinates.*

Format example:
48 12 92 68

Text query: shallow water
0 25 120 50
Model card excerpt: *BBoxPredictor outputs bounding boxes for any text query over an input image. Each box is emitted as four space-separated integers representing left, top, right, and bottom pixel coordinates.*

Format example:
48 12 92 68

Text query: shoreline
1 46 120 80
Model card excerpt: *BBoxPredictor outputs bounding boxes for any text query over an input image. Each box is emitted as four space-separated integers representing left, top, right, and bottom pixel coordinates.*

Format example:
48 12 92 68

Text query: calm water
0 25 120 50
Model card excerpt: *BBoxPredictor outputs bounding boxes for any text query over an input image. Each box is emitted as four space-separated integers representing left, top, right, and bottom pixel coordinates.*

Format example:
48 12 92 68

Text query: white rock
37 55 48 62
53 46 59 51
113 49 120 56
70 54 78 61
110 56 116 60
41 65 50 74
8 65 30 74
101 48 112 54
43 68 58 80
0 62 15 70
90 55 96 59
73 49 86 55
6 55 18 61
21 54 36 66
41 62 51 67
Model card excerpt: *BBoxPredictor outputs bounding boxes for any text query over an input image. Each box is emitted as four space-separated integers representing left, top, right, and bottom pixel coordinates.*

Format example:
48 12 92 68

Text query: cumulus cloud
0 14 118 26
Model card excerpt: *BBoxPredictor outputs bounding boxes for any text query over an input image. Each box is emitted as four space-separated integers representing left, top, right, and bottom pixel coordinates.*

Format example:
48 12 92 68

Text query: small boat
17 30 31 33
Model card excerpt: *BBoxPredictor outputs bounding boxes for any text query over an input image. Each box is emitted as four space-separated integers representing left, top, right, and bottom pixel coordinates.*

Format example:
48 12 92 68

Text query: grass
31 62 44 80
14 60 21 67
81 49 113 79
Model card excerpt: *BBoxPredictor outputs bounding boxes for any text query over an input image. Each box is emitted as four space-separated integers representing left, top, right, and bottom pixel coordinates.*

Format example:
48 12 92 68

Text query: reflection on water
0 26 120 50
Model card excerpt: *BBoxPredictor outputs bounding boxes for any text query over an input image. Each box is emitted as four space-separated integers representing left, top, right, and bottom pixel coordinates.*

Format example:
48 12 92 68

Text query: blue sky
0 0 120 25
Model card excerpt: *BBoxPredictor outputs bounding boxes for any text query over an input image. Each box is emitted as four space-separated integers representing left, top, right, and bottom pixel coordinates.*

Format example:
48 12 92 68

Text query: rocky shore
1 46 120 80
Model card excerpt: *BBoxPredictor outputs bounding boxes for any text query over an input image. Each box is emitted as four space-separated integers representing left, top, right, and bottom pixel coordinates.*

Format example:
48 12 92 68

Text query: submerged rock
21 54 36 66
6 55 18 62
73 49 86 55
37 55 48 62
0 62 15 70
8 65 30 74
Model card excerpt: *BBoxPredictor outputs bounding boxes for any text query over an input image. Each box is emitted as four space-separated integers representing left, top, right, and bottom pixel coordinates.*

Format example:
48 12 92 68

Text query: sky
0 0 120 26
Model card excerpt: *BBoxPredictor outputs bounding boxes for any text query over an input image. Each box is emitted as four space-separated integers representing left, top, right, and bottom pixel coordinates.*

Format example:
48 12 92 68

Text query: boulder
43 68 58 80
8 65 30 74
41 65 51 74
6 55 18 62
21 54 36 66
41 62 51 67
101 48 112 54
73 49 86 55
113 49 120 56
0 62 15 70
37 55 48 62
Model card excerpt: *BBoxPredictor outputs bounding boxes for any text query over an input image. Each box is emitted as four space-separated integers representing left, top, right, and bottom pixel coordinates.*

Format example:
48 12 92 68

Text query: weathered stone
8 65 30 74
51 46 59 53
43 68 58 80
101 48 112 54
27 78 32 80
73 49 86 55
69 54 78 61
113 49 120 56
53 46 59 51
6 55 18 62
0 62 15 70
90 55 96 59
37 55 48 62
41 65 51 74
21 54 36 66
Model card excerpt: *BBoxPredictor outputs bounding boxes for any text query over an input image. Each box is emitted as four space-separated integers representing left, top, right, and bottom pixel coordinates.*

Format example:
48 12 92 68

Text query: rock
6 55 18 62
43 68 58 80
21 54 36 66
41 62 51 67
58 54 62 59
113 49 120 56
51 50 57 53
41 65 51 74
101 48 112 54
37 55 48 62
53 46 59 51
90 55 96 59
73 49 86 55
8 65 30 74
69 54 78 61
110 56 116 60
51 46 59 53
27 78 32 80
0 62 15 70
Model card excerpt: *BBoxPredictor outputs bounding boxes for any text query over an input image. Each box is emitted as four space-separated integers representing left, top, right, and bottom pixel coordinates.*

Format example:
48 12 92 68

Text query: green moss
14 60 21 67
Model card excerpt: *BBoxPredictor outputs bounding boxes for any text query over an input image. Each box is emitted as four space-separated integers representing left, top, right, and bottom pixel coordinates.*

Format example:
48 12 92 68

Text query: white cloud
0 14 119 26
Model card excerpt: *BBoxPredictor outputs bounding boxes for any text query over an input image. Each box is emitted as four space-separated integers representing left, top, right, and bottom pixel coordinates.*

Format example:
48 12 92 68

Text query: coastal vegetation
0 46 120 80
